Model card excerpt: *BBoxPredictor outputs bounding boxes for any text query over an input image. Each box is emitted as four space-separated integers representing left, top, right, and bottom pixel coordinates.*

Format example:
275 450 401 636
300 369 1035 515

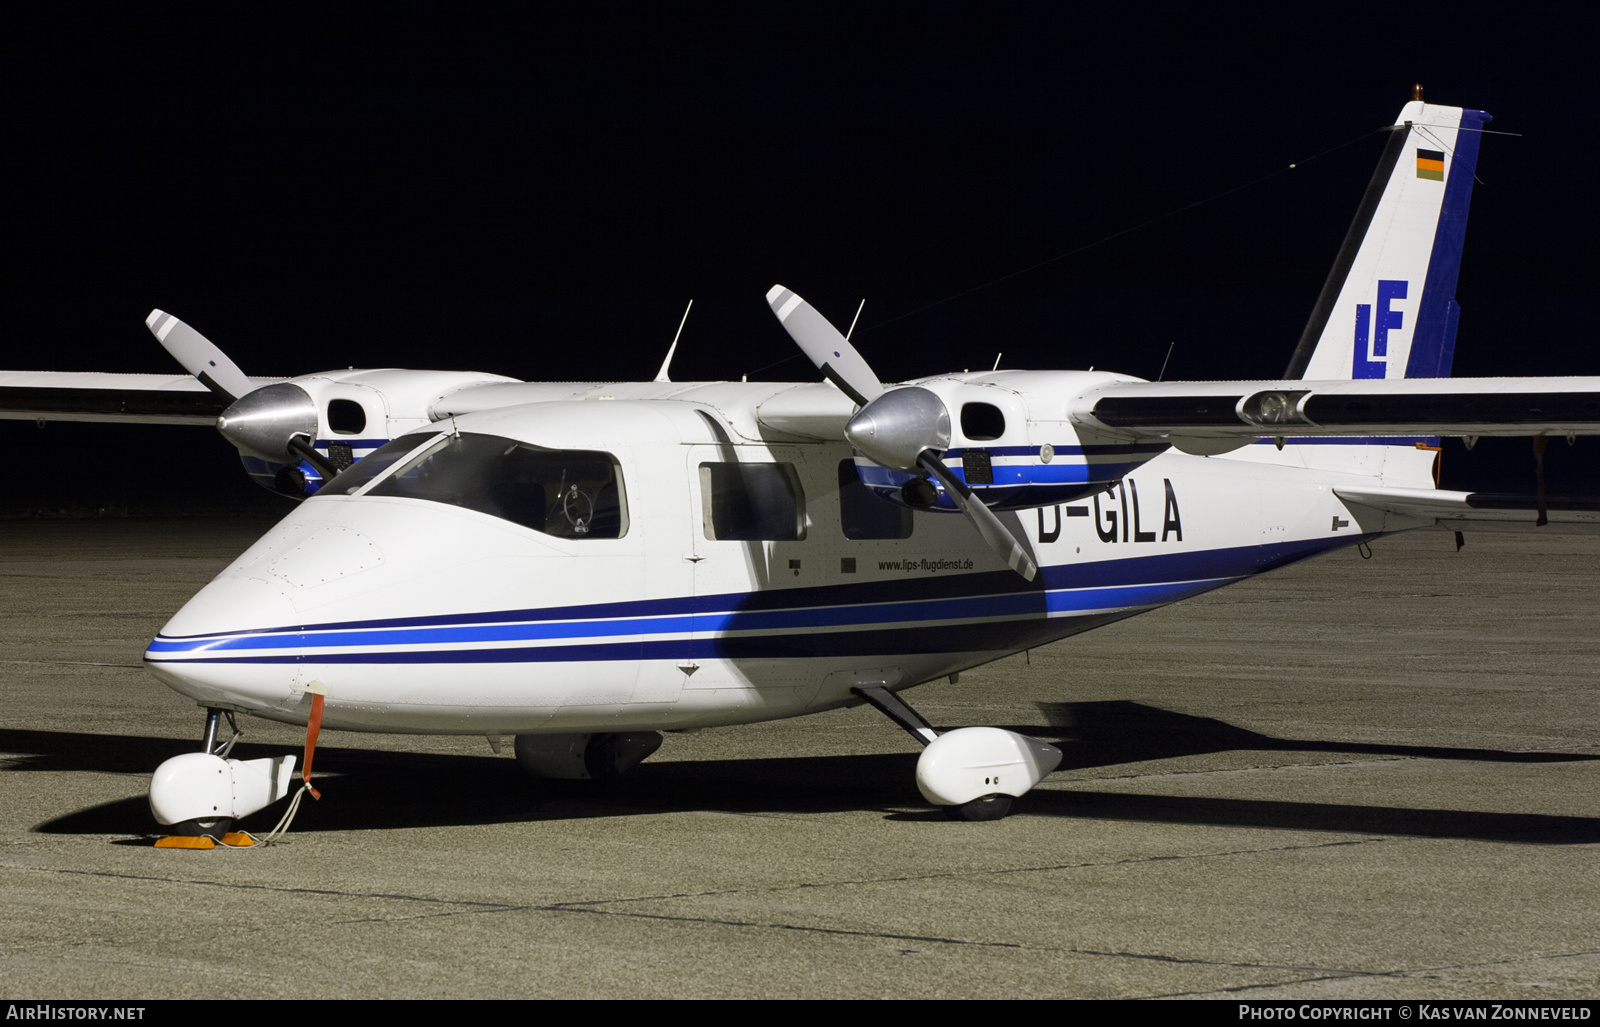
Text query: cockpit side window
363 432 627 539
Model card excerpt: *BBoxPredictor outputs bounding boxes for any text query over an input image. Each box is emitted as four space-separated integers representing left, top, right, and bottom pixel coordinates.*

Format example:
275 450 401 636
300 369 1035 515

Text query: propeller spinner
764 286 1037 581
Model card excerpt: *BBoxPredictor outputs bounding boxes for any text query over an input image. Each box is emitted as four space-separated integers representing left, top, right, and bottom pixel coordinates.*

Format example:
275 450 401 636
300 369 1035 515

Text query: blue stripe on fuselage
152 534 1351 640
145 577 1229 656
145 535 1361 664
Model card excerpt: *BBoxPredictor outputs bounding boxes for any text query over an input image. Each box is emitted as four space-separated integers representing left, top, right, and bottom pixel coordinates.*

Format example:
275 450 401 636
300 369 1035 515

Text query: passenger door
684 444 815 695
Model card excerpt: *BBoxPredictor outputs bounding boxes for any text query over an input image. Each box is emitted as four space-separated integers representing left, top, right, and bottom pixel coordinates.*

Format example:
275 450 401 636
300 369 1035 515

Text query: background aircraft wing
1074 377 1600 440
0 371 283 425
1335 484 1600 534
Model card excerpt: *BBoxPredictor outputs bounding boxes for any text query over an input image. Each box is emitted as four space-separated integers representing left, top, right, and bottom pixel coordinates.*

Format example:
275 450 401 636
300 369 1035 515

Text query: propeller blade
145 310 254 403
761 284 1032 578
765 285 884 406
919 453 1039 581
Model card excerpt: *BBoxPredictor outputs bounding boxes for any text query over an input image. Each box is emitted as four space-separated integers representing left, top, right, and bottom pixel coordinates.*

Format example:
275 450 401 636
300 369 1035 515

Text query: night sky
4 4 1596 514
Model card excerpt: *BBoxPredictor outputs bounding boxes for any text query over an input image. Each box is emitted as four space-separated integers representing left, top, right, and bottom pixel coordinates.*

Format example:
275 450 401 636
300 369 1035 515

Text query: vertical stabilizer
1284 100 1490 380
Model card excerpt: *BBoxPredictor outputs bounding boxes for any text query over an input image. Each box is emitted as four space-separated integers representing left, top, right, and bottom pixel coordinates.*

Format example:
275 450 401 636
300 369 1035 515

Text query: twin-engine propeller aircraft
5 95 1600 836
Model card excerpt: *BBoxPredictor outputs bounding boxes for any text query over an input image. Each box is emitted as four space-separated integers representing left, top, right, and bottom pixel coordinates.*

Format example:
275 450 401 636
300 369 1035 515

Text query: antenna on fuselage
654 300 693 383
1157 340 1175 381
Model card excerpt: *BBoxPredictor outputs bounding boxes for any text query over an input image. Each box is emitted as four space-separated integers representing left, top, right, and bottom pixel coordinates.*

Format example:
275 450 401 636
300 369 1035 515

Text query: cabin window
699 462 806 541
960 402 1005 441
361 432 627 538
328 399 367 435
837 461 913 540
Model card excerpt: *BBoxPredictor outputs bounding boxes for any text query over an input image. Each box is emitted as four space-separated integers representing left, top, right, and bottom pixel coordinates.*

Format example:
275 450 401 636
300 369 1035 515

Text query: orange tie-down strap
302 692 325 801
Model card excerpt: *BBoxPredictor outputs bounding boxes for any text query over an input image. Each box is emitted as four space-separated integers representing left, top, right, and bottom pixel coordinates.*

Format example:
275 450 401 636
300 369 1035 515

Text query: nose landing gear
149 707 299 848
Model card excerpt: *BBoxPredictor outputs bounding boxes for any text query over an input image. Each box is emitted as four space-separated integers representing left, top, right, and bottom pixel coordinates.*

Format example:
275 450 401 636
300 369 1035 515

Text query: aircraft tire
941 794 1012 821
165 816 234 840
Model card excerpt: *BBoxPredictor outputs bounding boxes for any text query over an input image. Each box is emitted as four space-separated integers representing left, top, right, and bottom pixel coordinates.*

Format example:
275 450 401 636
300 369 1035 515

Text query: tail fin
1284 100 1490 381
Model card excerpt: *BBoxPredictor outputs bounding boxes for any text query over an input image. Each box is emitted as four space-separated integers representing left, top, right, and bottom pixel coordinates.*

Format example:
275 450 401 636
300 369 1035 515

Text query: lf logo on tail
1353 279 1409 379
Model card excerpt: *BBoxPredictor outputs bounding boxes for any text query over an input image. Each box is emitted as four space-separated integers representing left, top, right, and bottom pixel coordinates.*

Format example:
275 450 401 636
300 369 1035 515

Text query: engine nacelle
915 727 1062 806
148 752 298 828
513 732 663 780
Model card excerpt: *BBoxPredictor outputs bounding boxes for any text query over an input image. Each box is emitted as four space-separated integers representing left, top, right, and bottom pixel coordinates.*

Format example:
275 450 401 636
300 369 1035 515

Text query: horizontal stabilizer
1335 484 1600 534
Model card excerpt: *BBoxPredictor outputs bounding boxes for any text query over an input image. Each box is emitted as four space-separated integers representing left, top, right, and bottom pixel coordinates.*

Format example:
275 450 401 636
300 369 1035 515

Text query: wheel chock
220 832 254 847
154 835 215 849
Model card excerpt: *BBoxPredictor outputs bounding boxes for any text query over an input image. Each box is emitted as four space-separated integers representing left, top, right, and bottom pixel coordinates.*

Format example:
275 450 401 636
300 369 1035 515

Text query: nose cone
158 574 298 640
145 574 300 710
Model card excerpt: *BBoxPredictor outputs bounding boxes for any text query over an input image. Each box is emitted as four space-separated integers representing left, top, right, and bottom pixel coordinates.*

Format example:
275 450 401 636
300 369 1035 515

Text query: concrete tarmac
1 518 1598 1000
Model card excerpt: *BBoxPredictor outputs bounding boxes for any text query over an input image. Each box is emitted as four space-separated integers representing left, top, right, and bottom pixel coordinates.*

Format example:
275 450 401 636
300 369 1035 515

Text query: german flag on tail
1416 148 1446 181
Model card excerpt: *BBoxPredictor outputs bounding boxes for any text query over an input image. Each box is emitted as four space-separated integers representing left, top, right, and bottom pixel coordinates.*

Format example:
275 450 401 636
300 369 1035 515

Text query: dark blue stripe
857 462 1147 488
1406 108 1488 379
145 611 1144 666
146 538 1368 666
147 578 1217 654
943 443 1169 459
856 456 1156 513
154 535 1358 644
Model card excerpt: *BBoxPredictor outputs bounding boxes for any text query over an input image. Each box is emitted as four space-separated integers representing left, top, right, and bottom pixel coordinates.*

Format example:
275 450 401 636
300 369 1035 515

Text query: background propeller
144 310 338 483
145 309 254 403
765 285 1037 581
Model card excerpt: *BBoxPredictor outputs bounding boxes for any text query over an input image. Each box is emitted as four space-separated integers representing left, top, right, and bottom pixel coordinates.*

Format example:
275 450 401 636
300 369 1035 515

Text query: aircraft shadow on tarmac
11 700 1599 844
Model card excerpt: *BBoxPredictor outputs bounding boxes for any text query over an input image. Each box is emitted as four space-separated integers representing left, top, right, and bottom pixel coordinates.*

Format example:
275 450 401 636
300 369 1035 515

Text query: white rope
258 782 314 845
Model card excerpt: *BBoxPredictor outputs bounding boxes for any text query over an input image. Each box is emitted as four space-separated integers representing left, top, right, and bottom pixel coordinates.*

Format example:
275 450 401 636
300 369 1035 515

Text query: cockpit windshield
317 435 427 496
329 432 627 539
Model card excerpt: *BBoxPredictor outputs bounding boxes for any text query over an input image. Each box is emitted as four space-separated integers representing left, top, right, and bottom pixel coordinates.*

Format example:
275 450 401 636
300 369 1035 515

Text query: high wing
1070 376 1600 444
1069 375 1600 534
0 371 285 425
735 374 1600 448
0 310 289 426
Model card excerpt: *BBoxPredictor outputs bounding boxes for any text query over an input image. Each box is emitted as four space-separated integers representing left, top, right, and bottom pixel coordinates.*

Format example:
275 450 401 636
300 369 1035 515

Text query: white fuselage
143 375 1435 734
